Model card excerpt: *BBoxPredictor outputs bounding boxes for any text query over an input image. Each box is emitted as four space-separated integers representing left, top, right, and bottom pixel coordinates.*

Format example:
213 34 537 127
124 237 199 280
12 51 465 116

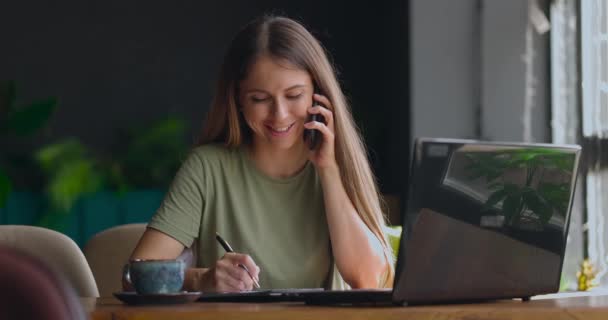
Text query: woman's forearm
318 164 388 288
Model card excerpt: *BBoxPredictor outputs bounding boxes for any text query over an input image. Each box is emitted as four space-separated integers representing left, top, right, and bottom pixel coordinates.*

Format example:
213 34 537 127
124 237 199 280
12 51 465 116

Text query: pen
215 232 261 289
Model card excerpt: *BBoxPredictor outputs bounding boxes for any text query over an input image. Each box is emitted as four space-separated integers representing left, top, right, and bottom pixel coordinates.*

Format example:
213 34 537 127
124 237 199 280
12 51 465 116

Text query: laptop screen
393 138 581 303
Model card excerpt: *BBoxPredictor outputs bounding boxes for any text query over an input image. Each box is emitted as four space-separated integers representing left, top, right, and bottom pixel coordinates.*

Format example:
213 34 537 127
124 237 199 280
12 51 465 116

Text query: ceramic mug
126 259 186 295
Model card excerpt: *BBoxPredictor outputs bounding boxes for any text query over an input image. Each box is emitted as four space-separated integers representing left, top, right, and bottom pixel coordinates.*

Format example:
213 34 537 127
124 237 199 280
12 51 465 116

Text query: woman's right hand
210 253 260 292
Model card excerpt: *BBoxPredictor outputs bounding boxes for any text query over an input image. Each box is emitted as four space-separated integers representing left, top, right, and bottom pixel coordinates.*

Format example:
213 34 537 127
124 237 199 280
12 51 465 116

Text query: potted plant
1 81 189 245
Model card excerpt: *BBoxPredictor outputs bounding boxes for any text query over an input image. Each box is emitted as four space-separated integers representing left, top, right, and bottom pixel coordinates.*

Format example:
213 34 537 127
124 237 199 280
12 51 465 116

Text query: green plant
0 81 58 208
110 117 188 189
34 116 189 230
1 81 190 231
35 139 105 228
464 148 574 230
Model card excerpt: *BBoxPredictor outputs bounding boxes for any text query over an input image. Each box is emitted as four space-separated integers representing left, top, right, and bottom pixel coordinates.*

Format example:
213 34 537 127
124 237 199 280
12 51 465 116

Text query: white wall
411 0 549 143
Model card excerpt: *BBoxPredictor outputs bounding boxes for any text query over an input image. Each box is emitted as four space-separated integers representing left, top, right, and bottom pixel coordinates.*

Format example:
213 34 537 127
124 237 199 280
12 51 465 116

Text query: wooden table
85 293 608 320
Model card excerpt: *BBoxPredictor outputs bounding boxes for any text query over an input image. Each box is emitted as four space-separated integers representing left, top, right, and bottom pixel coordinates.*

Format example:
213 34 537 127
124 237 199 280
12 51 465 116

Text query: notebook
198 138 581 305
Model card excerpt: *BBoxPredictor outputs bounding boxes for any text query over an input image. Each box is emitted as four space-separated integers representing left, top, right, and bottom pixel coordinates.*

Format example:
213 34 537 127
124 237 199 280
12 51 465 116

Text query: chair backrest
0 245 87 320
83 223 147 297
0 225 99 297
384 225 402 261
84 223 196 297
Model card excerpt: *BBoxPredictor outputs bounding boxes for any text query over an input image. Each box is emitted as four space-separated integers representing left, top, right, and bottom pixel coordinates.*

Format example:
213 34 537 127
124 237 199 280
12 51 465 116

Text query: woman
130 15 394 292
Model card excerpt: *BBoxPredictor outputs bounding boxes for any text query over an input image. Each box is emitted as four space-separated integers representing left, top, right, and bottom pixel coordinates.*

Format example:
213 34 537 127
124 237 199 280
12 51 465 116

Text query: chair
83 223 147 297
0 225 99 297
385 225 402 259
0 245 87 320
382 193 403 257
84 223 197 296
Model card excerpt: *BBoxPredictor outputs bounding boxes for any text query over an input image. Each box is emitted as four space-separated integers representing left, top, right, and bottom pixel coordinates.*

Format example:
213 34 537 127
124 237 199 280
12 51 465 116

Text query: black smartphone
304 87 326 150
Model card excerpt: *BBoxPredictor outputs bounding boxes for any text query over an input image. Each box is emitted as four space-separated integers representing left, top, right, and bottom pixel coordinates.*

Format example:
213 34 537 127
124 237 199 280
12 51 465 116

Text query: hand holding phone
304 88 326 150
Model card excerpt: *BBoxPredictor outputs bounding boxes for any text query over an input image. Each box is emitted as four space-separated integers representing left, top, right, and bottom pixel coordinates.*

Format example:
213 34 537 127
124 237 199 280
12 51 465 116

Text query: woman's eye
287 94 303 100
251 96 269 102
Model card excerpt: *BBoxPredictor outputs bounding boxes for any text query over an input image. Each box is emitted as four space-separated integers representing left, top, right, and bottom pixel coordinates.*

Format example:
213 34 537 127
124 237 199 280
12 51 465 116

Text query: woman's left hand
305 93 338 170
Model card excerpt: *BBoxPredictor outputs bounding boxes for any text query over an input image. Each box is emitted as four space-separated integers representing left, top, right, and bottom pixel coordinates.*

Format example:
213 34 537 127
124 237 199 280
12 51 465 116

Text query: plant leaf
46 159 104 213
36 139 86 173
503 194 521 225
503 183 520 194
523 188 542 215
121 117 187 187
7 97 57 136
522 189 554 225
539 182 570 216
484 188 507 210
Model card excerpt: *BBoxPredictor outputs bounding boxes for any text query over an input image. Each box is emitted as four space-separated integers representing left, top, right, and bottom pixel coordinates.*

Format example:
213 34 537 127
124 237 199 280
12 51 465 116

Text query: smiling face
238 54 314 152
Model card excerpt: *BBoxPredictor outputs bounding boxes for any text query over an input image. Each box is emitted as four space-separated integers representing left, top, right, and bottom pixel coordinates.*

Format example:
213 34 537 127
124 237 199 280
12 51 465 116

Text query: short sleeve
147 151 205 247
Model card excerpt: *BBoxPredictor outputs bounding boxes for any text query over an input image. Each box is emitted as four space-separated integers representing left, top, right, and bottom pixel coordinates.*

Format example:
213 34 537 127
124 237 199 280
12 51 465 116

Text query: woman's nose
271 99 289 119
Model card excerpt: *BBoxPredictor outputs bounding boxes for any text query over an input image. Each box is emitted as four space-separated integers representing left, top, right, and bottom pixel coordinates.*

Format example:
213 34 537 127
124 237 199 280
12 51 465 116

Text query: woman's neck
246 142 309 179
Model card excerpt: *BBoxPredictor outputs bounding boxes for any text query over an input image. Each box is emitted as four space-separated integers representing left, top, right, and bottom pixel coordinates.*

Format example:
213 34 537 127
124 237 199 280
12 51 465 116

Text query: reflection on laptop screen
393 139 580 303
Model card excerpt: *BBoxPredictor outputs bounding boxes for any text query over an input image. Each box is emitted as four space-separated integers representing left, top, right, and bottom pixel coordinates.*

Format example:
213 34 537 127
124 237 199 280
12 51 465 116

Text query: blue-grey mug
127 259 186 295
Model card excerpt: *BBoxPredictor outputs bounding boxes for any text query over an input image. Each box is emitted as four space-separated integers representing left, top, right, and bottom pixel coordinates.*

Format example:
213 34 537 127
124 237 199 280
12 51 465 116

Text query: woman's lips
266 123 295 137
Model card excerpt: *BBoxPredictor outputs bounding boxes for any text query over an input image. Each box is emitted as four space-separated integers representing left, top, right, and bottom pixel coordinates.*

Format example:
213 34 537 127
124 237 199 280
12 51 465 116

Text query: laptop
198 138 581 305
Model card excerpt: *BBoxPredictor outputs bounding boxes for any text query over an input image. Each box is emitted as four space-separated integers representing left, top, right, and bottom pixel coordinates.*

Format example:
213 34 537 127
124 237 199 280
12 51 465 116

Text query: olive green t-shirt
148 144 343 289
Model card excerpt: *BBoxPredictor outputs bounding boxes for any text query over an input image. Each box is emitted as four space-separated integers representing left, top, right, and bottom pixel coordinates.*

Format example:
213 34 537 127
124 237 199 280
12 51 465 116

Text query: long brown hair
198 15 394 287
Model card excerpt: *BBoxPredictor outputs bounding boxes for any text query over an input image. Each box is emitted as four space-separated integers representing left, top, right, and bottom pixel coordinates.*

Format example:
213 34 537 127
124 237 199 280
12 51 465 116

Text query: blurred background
1 0 606 290
1 0 412 238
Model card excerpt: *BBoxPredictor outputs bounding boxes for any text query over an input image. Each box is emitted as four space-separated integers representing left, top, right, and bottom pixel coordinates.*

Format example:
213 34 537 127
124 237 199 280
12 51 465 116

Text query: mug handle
122 263 135 292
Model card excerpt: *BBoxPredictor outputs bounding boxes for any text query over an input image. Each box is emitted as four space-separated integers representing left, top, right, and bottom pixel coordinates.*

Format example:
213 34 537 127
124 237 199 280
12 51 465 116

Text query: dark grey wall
0 1 410 194
2 2 260 148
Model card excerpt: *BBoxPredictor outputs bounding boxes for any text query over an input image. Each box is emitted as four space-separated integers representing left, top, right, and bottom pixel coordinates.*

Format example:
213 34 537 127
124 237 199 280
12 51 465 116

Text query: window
551 0 583 291
581 0 608 286
553 0 608 289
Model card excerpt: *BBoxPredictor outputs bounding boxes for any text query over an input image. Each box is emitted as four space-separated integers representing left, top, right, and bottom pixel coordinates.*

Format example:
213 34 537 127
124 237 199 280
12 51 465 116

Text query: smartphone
304 87 326 150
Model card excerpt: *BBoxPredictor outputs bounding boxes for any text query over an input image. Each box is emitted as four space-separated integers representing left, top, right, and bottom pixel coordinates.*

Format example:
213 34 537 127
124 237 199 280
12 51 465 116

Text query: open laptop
198 138 581 305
